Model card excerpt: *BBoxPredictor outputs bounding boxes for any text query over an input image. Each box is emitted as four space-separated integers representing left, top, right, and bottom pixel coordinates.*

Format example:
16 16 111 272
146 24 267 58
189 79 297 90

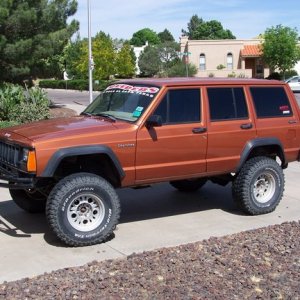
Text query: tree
130 28 160 47
115 42 136 78
76 32 116 80
63 34 86 79
182 15 235 40
0 0 79 83
157 41 180 70
262 25 300 78
138 45 161 76
182 15 204 39
158 29 175 43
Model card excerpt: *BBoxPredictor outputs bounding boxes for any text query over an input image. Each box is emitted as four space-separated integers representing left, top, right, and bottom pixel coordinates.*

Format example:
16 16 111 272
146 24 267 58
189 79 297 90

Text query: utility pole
87 0 93 103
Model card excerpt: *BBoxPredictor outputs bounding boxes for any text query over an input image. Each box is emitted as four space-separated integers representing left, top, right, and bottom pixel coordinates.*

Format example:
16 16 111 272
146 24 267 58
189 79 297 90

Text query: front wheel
232 156 284 215
46 173 121 246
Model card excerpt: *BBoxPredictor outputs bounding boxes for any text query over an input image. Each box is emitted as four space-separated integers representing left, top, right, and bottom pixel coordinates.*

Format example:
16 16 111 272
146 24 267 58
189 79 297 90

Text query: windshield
82 83 160 122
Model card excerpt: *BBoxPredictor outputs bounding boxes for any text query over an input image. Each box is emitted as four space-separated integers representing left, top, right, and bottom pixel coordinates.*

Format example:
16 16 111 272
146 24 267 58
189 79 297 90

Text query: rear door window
207 87 248 121
250 87 292 118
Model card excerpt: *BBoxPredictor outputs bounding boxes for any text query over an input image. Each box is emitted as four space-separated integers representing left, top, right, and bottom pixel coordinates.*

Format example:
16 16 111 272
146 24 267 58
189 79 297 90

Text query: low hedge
39 79 116 91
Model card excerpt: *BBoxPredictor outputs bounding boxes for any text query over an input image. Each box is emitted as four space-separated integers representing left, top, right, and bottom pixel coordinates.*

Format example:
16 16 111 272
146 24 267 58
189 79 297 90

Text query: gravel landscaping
0 221 299 299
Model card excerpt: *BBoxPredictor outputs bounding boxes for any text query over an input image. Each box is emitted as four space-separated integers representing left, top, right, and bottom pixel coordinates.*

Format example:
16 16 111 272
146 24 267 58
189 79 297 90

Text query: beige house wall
180 37 270 78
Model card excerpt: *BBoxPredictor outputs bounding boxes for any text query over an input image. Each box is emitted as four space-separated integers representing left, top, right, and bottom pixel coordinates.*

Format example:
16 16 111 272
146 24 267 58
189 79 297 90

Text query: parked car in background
285 76 300 92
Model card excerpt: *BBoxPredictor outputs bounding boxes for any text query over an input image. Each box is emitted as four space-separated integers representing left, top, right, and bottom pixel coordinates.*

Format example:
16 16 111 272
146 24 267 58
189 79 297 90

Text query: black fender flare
41 145 125 179
236 137 287 172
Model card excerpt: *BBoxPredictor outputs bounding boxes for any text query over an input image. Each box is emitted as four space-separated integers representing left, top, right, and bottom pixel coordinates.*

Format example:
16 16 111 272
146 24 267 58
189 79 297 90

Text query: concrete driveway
0 162 300 283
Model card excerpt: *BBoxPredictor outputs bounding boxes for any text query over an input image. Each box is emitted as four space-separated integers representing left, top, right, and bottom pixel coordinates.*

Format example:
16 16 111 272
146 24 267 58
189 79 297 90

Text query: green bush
0 121 19 128
0 83 50 127
39 79 116 91
167 62 197 77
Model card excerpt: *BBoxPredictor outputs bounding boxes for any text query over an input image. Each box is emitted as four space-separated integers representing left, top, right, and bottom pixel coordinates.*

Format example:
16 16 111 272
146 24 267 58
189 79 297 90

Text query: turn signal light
27 150 37 172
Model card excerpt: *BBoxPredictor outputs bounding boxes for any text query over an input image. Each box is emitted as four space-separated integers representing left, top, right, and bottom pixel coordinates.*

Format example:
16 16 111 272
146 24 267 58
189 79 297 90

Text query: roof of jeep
117 77 285 87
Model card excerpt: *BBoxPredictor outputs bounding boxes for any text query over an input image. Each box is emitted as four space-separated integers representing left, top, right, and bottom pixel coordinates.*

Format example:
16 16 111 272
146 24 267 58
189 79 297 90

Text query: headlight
20 148 36 173
22 149 29 162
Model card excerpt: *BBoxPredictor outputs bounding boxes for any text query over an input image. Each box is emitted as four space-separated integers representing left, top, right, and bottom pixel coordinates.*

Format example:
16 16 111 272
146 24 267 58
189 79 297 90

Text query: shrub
0 121 19 128
282 69 298 79
167 62 198 77
217 64 226 70
266 72 281 80
0 83 23 121
0 83 50 126
228 72 236 78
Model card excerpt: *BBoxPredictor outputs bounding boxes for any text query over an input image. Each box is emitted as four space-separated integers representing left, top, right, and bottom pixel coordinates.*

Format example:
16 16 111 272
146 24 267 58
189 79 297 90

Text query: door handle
240 123 253 129
192 127 207 134
288 120 297 124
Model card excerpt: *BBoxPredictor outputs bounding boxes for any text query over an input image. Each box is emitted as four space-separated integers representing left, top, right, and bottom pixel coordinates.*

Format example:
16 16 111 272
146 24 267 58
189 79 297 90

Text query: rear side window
154 89 201 124
207 87 248 121
250 87 292 118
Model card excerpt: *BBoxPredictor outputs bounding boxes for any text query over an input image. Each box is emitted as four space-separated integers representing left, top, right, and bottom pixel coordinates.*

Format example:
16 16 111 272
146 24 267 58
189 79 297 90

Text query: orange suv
1 78 299 246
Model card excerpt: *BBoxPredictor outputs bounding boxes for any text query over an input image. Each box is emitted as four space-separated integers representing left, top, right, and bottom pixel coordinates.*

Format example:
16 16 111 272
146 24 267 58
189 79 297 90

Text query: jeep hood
4 116 124 142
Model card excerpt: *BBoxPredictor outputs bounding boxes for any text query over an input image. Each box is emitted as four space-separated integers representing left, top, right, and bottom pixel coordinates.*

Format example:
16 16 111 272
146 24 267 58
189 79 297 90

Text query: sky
73 0 300 41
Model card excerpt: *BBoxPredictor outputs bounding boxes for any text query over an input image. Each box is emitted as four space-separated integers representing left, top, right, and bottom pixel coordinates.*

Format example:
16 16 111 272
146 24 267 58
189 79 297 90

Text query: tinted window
154 89 201 124
250 87 292 118
208 87 248 121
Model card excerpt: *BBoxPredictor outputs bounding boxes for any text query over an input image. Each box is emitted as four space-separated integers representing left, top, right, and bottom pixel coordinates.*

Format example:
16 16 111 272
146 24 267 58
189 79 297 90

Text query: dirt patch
49 107 77 118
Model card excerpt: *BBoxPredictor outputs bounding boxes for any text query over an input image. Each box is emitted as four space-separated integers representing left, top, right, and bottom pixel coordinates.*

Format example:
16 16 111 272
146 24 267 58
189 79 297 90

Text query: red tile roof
241 45 262 57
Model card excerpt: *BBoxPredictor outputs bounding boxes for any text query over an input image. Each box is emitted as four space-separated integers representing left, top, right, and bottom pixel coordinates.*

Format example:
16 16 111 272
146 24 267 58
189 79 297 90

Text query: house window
199 53 206 70
227 53 233 70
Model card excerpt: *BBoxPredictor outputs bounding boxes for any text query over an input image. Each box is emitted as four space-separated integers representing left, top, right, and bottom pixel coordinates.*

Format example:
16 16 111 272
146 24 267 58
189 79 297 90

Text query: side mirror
146 115 162 128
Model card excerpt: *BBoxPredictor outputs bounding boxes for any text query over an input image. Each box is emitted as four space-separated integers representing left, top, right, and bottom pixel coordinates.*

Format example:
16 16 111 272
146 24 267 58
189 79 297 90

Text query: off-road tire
232 156 284 215
46 173 121 247
170 178 207 192
9 189 47 213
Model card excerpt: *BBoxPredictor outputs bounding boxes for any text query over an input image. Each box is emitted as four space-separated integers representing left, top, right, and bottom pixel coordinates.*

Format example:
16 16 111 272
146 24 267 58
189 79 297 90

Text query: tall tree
63 34 86 79
76 32 116 80
158 29 175 43
138 45 161 76
130 28 160 47
0 0 79 82
115 42 136 78
182 15 235 40
182 15 204 39
262 25 300 78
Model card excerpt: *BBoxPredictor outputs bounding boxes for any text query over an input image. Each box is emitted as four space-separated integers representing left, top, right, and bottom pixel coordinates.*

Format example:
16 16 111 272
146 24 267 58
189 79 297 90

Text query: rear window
250 87 292 118
207 87 248 121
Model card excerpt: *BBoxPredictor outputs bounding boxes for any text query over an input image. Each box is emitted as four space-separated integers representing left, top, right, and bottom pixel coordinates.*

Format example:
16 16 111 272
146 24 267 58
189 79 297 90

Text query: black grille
0 141 21 168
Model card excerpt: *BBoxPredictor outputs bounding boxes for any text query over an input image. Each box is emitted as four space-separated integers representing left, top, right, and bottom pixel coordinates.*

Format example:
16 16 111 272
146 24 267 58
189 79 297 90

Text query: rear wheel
9 188 47 213
232 156 284 215
46 173 121 246
170 178 207 192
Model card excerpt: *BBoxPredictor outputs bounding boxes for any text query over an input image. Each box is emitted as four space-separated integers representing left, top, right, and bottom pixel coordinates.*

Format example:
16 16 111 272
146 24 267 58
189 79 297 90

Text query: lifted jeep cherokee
1 78 299 246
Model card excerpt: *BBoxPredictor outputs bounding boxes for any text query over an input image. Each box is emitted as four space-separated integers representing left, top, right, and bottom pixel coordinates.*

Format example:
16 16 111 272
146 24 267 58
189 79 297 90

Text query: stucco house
180 36 270 78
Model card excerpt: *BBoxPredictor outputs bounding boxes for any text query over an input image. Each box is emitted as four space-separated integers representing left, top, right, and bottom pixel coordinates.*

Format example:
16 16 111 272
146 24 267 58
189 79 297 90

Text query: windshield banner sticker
105 84 159 97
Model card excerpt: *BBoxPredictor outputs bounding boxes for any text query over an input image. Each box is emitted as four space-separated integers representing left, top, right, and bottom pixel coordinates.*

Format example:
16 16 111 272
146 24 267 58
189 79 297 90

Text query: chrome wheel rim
253 172 276 204
67 193 105 232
